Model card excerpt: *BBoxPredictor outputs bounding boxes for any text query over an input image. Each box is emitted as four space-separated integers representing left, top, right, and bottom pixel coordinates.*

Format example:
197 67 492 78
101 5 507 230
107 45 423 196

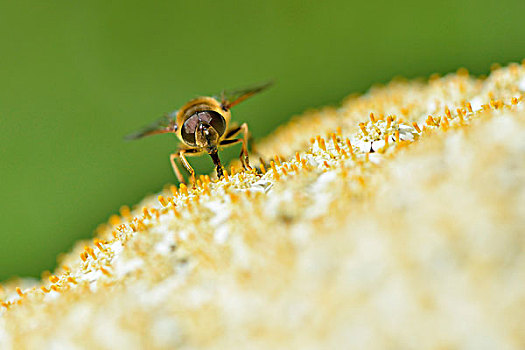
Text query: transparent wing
125 110 178 140
219 81 273 110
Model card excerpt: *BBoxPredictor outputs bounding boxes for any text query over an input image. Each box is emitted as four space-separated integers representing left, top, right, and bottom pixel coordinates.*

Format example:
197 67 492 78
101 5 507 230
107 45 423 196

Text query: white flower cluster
1 62 525 349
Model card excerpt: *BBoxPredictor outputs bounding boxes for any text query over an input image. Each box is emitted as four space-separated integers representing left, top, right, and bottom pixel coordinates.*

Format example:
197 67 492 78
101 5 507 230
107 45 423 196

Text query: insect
126 82 271 185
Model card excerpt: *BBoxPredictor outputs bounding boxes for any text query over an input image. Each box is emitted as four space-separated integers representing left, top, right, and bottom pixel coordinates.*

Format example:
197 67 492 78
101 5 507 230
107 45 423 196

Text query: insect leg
208 151 225 179
225 124 261 160
170 153 187 185
219 138 242 146
219 138 246 167
239 123 252 170
219 136 251 171
223 124 242 139
170 149 202 186
219 137 252 171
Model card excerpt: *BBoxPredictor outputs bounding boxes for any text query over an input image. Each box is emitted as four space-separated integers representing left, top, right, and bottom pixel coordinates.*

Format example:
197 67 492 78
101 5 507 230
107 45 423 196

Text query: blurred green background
1 0 524 281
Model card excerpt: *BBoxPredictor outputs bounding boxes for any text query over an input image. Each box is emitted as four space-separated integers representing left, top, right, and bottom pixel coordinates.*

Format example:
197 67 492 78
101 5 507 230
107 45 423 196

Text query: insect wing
125 110 178 140
219 81 272 110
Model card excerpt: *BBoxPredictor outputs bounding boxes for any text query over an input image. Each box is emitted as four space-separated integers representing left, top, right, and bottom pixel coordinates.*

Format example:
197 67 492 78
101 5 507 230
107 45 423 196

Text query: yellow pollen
300 159 308 169
359 123 368 136
158 195 168 207
456 67 469 76
386 117 392 129
344 138 354 155
412 122 421 133
179 183 188 196
457 108 464 124
94 239 104 251
270 161 280 180
228 193 239 203
442 117 449 131
119 205 131 218
150 208 160 219
203 183 211 196
319 137 326 151
490 63 501 71
136 220 147 231
331 133 340 152
109 214 120 226
426 116 436 126
87 247 97 259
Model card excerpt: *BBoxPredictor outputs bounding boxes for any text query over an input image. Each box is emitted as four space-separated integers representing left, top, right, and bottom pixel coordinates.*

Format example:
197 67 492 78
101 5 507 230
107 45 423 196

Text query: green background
1 0 524 281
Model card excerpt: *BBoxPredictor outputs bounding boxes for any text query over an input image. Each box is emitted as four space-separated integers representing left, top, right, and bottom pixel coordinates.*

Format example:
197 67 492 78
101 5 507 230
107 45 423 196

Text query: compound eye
181 114 199 146
206 111 226 137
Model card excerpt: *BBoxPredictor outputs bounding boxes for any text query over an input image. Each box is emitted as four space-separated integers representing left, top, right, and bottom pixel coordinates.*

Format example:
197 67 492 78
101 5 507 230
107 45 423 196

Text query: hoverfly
126 82 271 185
